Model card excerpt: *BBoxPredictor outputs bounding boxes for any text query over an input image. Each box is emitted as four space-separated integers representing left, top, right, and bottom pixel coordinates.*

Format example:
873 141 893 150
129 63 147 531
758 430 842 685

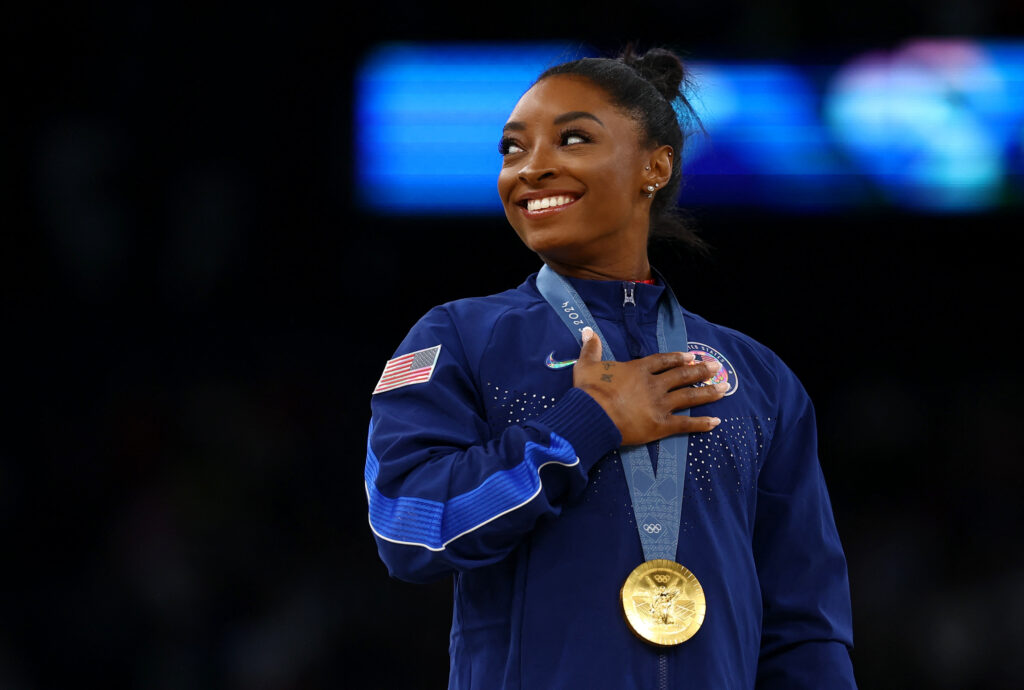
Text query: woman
365 47 855 689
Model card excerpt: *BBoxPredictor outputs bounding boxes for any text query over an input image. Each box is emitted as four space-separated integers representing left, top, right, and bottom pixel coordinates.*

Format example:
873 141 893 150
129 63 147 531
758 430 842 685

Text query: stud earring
644 165 650 171
646 185 655 192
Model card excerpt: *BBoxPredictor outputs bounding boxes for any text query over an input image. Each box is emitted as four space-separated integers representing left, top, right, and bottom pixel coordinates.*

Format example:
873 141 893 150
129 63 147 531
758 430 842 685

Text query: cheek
592 166 641 213
497 168 515 203
497 173 523 230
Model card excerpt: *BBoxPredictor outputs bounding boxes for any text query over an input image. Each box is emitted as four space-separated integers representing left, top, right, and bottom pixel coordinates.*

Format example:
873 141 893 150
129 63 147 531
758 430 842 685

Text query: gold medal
620 559 706 647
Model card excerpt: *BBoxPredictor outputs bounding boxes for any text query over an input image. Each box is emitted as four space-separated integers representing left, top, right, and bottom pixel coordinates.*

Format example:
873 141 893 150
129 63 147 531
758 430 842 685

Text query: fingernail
714 382 729 392
680 352 695 363
582 326 594 343
710 417 721 426
707 360 723 373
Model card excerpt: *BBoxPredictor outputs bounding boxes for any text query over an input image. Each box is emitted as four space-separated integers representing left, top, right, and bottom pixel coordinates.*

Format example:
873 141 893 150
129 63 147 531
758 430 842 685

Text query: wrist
537 387 622 468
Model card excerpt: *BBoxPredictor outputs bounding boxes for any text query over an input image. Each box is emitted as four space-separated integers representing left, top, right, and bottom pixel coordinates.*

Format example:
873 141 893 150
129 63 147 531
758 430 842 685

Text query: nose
517 147 558 185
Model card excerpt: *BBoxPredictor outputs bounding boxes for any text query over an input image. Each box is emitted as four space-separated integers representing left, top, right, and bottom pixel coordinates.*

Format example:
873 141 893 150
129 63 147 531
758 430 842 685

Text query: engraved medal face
620 559 706 647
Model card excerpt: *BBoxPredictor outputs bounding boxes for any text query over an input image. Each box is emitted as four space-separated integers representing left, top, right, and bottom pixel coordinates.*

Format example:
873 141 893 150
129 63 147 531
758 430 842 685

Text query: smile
519 194 580 214
526 195 576 212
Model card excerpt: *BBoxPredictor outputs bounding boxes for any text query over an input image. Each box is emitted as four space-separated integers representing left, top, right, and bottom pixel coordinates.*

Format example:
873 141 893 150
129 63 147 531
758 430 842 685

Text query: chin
515 226 574 255
527 238 599 268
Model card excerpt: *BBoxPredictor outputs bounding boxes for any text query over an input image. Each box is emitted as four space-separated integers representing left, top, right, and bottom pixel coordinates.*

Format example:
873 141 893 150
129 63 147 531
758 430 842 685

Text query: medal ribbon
536 265 690 562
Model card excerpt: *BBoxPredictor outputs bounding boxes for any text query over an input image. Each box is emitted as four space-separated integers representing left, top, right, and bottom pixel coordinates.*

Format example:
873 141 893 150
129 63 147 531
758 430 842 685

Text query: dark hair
538 46 705 250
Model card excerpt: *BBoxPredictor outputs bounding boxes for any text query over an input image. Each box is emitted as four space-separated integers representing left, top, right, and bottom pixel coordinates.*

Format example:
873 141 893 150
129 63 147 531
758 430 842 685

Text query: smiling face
497 75 660 279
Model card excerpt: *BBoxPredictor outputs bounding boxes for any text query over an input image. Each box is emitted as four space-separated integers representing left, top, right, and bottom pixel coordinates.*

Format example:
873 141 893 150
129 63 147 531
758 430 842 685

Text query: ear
644 145 673 189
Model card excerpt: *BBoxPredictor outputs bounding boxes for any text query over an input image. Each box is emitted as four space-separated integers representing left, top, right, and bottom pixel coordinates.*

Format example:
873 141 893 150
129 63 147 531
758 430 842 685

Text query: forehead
507 75 641 133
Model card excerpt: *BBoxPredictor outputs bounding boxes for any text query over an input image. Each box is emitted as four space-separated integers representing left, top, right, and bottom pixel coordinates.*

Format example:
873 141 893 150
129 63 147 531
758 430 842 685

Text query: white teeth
526 195 574 212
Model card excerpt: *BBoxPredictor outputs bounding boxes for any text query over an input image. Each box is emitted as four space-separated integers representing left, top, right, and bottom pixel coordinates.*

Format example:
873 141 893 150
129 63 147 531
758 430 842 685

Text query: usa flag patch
373 345 442 394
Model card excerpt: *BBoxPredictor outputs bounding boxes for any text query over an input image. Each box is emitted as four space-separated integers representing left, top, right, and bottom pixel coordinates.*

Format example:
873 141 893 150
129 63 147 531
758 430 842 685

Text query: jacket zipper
623 283 642 359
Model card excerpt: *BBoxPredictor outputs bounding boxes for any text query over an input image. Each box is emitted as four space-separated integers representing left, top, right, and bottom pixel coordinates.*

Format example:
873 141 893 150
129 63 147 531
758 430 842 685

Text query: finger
656 360 722 390
644 351 695 373
578 326 603 363
662 381 729 411
700 359 723 381
665 414 722 435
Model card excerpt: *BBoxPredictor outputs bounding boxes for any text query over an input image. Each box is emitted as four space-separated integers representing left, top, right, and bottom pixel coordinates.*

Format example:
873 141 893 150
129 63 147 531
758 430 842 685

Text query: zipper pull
623 284 636 306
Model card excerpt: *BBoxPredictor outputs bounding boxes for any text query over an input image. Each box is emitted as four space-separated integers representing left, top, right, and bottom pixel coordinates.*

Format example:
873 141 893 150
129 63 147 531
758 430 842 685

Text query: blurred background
5 2 1023 688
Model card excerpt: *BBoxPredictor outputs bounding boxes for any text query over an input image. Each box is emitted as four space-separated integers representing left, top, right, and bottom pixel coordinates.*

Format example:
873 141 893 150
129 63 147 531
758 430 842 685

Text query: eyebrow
502 110 606 132
554 111 604 127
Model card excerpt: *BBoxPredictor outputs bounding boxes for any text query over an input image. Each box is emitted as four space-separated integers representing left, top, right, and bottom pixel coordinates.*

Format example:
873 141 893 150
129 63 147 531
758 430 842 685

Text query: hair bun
621 46 686 103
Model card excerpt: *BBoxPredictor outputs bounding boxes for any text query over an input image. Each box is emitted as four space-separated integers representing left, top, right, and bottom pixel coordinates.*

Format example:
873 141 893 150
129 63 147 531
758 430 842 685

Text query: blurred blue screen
356 41 1024 213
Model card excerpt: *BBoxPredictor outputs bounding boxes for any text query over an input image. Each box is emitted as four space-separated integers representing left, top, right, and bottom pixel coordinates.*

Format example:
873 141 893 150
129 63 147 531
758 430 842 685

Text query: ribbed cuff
535 387 622 472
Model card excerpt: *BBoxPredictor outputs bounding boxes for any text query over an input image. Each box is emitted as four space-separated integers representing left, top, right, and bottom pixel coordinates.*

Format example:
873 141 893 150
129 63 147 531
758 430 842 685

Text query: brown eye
499 137 524 155
561 129 591 146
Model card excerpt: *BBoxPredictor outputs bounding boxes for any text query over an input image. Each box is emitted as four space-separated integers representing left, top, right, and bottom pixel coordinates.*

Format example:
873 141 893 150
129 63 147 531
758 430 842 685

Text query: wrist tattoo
601 373 613 382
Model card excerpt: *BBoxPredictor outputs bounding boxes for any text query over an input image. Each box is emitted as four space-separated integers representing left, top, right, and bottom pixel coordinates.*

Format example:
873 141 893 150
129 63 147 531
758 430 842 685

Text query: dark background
6 2 1023 688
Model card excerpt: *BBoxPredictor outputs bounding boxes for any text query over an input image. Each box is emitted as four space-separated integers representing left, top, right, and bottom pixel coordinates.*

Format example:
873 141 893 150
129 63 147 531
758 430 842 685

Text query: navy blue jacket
365 273 855 689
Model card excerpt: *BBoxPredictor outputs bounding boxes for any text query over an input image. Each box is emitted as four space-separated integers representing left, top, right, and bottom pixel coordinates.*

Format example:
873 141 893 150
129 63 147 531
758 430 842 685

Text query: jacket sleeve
365 305 622 583
754 358 856 688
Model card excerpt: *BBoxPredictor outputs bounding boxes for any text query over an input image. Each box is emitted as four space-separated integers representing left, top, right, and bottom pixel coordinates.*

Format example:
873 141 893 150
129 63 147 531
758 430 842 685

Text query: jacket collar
561 274 666 322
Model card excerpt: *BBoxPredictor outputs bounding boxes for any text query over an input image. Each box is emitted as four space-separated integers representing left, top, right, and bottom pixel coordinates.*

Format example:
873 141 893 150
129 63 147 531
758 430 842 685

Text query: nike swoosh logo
545 351 578 369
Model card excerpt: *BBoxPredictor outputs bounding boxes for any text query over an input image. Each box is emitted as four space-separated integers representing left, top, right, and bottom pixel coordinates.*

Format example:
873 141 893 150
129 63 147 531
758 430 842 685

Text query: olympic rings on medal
642 523 662 534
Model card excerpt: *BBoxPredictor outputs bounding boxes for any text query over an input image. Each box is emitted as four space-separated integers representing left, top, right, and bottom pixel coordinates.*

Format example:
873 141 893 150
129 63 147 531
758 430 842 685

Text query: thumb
579 326 603 363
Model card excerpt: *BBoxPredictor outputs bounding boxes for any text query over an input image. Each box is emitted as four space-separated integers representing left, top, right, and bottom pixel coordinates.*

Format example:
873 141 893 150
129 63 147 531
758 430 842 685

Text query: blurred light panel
356 41 1024 214
825 40 1024 210
681 63 862 208
356 43 594 214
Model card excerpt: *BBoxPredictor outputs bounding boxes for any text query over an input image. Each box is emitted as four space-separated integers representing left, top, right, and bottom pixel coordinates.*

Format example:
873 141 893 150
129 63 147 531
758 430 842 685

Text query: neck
541 255 652 282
